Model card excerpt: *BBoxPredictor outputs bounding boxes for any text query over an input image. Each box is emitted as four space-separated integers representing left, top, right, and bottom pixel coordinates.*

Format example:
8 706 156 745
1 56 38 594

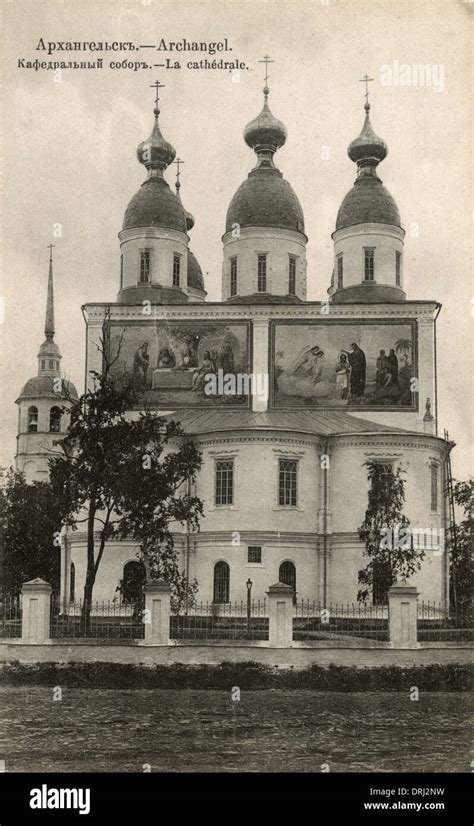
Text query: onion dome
123 85 187 233
17 376 78 401
243 86 287 154
336 102 400 231
226 87 305 235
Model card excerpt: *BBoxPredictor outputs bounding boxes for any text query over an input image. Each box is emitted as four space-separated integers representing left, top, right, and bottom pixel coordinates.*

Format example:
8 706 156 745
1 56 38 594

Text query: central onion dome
123 97 187 233
226 87 305 235
336 102 400 231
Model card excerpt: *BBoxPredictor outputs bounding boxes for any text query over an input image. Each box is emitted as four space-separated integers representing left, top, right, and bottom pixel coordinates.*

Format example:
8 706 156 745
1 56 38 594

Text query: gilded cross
359 74 374 104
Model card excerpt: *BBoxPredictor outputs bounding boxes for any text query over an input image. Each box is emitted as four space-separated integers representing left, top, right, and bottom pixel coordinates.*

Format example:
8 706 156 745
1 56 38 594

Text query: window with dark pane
215 460 234 506
140 249 150 283
288 256 296 295
173 254 181 287
247 546 262 564
279 459 297 507
213 561 230 603
257 254 267 292
364 248 375 281
230 256 237 296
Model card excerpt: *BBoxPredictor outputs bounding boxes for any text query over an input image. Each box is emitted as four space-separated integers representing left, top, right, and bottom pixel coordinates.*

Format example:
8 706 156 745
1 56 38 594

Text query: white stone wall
118 227 189 293
222 226 307 300
332 223 405 291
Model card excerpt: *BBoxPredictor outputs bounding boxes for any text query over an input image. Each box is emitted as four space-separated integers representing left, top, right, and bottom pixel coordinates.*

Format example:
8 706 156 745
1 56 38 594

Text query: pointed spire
45 244 55 340
137 81 176 176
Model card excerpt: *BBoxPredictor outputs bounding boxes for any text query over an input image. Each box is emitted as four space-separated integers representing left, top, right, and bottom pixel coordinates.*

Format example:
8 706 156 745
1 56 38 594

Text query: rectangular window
257 254 267 292
120 254 124 288
279 459 297 507
364 248 375 281
230 256 237 296
431 465 438 511
395 251 401 286
215 460 234 506
247 546 262 564
173 254 181 287
140 249 150 283
49 360 54 369
288 256 296 295
337 254 343 289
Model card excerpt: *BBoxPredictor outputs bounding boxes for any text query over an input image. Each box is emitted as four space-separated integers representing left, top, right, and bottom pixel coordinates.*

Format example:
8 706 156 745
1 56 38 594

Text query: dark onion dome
336 177 401 230
226 168 305 234
123 93 187 233
17 376 78 401
226 87 305 236
187 249 205 292
336 102 401 232
123 177 187 232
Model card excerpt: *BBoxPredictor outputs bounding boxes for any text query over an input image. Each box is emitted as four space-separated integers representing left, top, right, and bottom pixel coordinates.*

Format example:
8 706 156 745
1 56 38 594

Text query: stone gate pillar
21 578 52 644
388 583 419 648
143 581 171 645
267 582 294 648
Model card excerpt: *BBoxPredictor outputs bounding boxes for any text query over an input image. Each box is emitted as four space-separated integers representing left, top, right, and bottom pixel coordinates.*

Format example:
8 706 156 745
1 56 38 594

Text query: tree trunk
81 497 97 636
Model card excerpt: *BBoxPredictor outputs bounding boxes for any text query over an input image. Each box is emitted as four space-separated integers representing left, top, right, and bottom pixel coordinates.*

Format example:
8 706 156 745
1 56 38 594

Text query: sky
0 0 472 481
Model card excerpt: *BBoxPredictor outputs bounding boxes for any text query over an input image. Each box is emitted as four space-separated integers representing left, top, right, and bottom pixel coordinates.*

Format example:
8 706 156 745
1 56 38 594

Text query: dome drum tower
329 100 406 304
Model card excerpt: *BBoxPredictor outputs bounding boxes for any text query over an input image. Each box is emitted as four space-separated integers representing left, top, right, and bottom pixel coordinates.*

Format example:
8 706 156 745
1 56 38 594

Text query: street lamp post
246 578 253 639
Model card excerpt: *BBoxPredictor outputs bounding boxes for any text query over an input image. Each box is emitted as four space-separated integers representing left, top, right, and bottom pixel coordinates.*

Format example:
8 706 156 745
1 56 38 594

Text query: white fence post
388 583 419 648
21 578 52 644
143 581 171 645
267 582 294 647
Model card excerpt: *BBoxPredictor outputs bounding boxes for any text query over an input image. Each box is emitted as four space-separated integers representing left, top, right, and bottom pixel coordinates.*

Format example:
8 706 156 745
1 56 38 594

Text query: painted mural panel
107 320 251 407
271 321 416 409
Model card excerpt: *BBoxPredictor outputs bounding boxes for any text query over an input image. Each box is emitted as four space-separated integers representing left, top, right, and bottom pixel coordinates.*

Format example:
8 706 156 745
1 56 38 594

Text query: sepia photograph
0 0 472 817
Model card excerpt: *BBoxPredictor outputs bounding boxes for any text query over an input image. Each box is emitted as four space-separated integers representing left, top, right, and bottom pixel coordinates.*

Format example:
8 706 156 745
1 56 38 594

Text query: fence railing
0 593 22 638
50 597 145 640
171 600 269 641
293 600 389 642
417 602 473 642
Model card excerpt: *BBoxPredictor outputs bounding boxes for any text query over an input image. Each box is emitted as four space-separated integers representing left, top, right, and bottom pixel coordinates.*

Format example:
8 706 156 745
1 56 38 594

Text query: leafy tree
49 333 202 633
0 469 61 595
357 461 423 603
450 479 473 613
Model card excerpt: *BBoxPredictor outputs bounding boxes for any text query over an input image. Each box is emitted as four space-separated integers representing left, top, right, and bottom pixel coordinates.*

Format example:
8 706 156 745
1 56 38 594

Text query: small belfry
222 55 307 303
329 76 406 303
15 247 77 482
118 81 205 305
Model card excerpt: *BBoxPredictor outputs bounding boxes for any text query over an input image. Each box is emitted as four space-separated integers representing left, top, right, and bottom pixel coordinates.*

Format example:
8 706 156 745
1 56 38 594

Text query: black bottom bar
0 772 471 822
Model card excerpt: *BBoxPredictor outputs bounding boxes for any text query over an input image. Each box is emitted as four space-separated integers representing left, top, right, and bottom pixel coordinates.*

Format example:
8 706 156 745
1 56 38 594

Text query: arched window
50 406 61 433
279 561 296 603
213 561 230 604
69 563 75 603
27 406 38 433
121 560 146 604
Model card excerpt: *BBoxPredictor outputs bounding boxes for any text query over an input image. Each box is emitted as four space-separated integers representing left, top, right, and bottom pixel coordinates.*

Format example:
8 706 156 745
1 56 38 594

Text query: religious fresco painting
107 320 251 407
271 321 416 409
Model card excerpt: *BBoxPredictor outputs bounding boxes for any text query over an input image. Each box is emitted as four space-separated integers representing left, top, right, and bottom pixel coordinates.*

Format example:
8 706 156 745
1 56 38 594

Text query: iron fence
50 596 145 640
293 600 389 642
417 602 473 642
171 600 269 641
0 593 22 638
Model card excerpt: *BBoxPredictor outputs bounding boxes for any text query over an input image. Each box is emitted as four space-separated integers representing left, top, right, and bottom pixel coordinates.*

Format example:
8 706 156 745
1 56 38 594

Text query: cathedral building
16 77 449 609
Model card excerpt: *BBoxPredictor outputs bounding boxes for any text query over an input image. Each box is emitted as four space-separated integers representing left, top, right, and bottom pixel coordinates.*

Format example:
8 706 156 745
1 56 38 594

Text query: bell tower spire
45 244 55 340
37 247 61 377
